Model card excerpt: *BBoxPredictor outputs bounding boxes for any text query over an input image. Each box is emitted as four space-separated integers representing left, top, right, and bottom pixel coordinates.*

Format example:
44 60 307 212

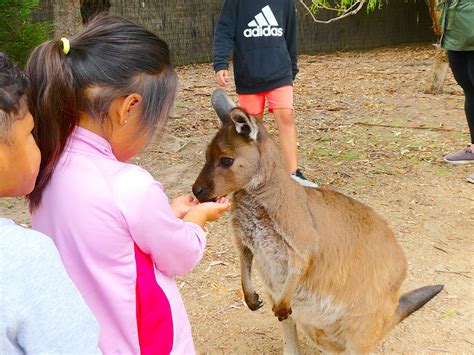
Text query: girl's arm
126 181 206 276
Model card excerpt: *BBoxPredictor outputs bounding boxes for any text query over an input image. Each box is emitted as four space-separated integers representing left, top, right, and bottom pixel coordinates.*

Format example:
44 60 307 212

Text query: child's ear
118 93 142 126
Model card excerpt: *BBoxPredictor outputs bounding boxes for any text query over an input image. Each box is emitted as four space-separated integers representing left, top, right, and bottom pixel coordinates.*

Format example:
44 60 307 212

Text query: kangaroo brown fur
193 89 443 354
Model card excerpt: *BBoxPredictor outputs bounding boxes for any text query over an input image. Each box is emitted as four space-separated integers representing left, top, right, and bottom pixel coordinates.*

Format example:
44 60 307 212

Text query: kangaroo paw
244 292 264 311
272 302 292 321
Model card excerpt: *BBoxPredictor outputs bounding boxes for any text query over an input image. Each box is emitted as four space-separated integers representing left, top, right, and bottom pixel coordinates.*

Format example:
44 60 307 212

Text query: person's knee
274 109 295 127
254 112 264 120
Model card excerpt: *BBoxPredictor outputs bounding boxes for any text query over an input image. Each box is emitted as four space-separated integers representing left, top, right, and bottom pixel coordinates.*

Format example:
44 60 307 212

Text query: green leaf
441 308 458 317
308 0 384 16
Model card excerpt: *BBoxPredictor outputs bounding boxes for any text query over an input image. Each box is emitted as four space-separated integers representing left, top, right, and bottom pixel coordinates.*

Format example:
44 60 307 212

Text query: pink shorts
238 85 294 115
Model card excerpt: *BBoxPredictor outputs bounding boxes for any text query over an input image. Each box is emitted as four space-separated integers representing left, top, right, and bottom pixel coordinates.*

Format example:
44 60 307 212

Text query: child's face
107 94 150 162
110 119 150 162
0 109 41 197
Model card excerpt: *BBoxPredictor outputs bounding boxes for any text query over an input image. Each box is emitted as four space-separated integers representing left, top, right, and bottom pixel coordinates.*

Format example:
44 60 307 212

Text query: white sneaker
467 173 474 184
291 169 319 188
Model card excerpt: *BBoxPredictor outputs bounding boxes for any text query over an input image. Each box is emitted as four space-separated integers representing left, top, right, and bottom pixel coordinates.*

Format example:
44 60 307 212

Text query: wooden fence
40 0 435 66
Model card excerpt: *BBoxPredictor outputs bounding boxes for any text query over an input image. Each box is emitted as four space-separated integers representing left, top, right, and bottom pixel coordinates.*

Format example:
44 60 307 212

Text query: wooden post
52 0 82 38
424 0 449 94
80 0 111 24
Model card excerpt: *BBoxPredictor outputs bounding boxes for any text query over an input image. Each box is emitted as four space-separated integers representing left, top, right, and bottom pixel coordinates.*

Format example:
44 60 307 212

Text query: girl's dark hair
26 15 178 210
0 52 29 144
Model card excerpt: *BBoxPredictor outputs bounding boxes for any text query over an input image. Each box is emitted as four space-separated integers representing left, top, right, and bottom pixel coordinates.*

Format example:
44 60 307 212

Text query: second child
0 52 100 354
213 0 318 187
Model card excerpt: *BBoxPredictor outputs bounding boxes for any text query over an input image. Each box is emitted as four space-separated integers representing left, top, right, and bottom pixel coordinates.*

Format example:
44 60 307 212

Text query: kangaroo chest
232 193 289 289
232 192 347 330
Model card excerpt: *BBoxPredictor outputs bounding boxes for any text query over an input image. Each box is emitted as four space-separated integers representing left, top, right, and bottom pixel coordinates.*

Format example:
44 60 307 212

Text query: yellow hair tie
60 37 70 55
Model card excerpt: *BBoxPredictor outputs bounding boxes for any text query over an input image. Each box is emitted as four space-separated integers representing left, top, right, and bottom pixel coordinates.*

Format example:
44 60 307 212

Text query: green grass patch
407 156 422 164
174 100 187 108
436 166 450 176
393 116 411 125
374 164 393 174
335 151 361 161
351 178 366 188
318 135 333 142
450 131 469 141
306 147 338 158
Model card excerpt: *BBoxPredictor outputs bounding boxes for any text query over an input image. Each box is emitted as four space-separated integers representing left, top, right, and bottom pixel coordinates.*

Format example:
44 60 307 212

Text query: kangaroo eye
219 157 234 168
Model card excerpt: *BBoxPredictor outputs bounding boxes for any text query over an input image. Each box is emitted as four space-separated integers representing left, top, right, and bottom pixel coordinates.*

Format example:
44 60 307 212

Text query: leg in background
272 108 298 173
448 50 474 146
466 51 474 183
280 318 302 355
444 51 474 169
464 51 474 144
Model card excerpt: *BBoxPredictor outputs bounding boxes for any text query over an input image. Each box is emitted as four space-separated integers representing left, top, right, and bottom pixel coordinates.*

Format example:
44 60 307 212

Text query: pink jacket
32 126 206 354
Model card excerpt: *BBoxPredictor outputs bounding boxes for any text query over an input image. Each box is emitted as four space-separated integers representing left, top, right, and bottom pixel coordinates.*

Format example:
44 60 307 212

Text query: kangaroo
193 89 443 354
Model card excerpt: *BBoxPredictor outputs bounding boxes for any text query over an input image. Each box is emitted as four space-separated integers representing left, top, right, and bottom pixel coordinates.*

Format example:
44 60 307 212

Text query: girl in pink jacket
26 15 230 354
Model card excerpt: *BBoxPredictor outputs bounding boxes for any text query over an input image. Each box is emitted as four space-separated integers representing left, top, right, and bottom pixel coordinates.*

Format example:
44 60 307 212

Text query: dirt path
2 45 472 353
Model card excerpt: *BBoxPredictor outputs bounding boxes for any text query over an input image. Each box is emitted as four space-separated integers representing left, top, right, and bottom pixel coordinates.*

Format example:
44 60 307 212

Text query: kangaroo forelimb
238 241 263 311
272 250 309 321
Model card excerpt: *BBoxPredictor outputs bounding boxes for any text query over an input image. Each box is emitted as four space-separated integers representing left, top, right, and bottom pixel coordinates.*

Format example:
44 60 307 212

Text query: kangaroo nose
192 184 205 199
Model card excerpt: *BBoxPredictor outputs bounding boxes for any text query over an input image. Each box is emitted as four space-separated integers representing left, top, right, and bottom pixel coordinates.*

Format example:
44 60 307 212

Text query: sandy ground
2 44 473 353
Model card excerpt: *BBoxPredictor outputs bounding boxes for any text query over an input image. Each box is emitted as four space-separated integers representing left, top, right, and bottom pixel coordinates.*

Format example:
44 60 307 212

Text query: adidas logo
243 5 283 38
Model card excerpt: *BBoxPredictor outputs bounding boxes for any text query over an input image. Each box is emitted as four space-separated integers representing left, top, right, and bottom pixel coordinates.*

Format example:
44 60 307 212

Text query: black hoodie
213 0 298 94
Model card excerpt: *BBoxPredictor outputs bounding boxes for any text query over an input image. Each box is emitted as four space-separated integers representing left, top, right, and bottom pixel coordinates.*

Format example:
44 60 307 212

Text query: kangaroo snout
192 182 213 203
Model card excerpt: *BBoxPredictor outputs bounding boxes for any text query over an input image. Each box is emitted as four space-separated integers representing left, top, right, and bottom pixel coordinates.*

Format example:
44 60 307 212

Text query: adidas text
243 26 283 38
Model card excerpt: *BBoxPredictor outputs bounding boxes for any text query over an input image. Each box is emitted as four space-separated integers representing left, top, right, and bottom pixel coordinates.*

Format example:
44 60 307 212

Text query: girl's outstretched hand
171 195 199 219
183 197 231 228
199 197 231 221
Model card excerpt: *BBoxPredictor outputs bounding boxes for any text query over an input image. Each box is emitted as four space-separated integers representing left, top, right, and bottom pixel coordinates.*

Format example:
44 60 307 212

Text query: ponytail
26 15 178 210
26 39 78 210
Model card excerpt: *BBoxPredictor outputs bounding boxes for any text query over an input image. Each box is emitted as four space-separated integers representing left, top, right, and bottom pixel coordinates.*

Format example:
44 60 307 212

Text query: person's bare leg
254 112 264 120
272 108 298 173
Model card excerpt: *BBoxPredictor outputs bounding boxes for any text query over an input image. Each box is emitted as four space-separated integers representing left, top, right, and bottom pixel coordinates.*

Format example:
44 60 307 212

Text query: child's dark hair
0 52 29 144
26 15 178 210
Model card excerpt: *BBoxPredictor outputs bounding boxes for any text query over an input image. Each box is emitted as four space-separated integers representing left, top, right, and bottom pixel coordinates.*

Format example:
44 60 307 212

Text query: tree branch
353 122 461 132
299 0 368 24
314 4 344 12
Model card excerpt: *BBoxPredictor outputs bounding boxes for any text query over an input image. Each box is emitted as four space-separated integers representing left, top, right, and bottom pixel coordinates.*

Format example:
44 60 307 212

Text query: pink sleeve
115 171 206 277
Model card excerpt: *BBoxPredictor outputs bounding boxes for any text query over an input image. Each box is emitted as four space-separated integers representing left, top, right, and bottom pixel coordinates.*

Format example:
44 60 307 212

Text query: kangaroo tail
395 284 444 323
378 284 444 342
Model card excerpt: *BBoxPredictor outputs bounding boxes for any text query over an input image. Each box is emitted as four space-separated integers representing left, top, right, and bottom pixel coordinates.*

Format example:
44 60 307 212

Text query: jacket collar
66 126 116 160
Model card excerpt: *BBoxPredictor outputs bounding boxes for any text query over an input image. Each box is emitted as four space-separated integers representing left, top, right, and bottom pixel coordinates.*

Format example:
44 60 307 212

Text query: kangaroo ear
211 89 236 125
230 107 259 141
